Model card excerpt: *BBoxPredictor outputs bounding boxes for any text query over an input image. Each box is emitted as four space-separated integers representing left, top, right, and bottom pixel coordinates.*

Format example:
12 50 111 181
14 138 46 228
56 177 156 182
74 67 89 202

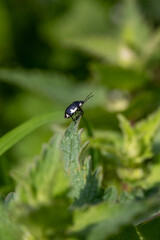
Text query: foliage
1 0 160 239
0 116 159 239
0 111 63 156
61 118 103 207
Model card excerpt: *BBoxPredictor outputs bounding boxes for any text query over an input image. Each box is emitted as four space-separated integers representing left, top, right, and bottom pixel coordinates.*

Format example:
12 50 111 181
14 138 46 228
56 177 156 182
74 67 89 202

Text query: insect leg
79 107 84 117
72 113 77 124
71 115 75 122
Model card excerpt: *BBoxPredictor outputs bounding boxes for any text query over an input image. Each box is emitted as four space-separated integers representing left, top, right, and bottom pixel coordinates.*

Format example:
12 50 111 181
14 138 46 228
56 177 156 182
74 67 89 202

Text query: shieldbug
64 92 93 122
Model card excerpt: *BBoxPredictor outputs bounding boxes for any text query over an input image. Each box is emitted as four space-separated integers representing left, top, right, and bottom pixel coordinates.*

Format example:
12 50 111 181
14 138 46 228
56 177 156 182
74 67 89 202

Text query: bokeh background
1 0 160 195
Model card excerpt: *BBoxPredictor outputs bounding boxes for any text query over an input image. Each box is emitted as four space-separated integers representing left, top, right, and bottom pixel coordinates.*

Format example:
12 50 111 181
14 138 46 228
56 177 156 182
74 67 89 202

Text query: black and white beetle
64 92 93 122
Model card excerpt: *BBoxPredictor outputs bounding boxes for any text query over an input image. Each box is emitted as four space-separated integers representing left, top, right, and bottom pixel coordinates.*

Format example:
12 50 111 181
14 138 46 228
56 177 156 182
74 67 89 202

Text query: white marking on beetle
65 114 69 118
79 103 82 106
70 107 78 113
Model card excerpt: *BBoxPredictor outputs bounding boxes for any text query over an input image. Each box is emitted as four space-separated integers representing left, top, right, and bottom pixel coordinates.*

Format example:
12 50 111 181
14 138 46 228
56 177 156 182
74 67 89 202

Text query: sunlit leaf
61 118 102 206
0 204 22 240
16 133 68 205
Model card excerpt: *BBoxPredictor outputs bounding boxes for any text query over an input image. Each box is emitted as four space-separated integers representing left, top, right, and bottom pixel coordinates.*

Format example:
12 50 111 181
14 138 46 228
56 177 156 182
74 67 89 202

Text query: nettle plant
90 108 160 183
0 110 160 239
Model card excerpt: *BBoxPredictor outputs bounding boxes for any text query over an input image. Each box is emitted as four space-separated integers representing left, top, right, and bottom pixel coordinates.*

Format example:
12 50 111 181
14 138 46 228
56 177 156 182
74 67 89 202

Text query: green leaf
118 191 134 203
118 108 160 165
0 204 22 240
65 36 121 64
137 216 160 240
0 68 103 106
118 114 141 164
103 186 117 203
16 133 68 205
12 134 72 239
91 63 148 91
118 114 135 150
0 68 75 103
108 225 140 240
17 200 72 239
135 107 160 145
0 111 63 156
120 0 150 50
143 29 160 65
49 0 108 40
73 165 103 207
61 120 81 173
91 109 160 182
115 110 160 180
61 118 102 206
71 201 147 240
143 161 160 187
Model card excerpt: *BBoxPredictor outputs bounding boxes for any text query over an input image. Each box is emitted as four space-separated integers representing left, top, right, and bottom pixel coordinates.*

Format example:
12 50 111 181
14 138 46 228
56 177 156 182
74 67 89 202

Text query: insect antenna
83 92 94 103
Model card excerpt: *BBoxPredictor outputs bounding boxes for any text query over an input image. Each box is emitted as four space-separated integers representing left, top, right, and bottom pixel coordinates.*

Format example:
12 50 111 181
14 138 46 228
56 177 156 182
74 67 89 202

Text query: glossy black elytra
64 92 93 122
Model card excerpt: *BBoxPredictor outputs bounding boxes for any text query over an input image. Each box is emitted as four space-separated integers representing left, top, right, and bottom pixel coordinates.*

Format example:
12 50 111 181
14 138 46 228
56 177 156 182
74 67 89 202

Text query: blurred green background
0 0 160 195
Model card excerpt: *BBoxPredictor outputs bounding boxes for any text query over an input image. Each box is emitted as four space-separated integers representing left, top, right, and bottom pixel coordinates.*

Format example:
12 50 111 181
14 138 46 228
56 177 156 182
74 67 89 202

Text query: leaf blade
0 111 63 156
